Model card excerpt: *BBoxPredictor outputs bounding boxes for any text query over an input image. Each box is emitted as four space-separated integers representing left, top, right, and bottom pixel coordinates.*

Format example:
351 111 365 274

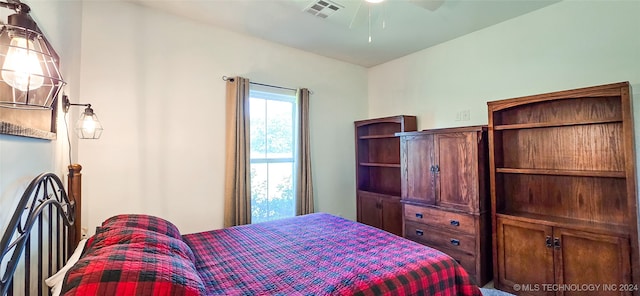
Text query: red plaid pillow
91 226 196 262
101 214 182 240
62 227 204 295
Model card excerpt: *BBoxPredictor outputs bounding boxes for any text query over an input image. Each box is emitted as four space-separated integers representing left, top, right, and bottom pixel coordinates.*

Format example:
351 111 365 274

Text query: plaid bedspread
183 213 481 296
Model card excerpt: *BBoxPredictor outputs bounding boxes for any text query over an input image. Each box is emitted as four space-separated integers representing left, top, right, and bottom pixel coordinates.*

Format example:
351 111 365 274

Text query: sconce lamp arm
62 95 92 113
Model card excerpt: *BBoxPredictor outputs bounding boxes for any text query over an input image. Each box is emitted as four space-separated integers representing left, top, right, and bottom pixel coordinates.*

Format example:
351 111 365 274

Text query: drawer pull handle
416 229 424 236
450 220 460 227
415 213 423 219
450 239 460 246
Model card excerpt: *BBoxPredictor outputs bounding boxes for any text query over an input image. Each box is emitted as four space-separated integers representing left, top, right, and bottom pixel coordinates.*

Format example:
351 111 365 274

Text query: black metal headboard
0 172 76 296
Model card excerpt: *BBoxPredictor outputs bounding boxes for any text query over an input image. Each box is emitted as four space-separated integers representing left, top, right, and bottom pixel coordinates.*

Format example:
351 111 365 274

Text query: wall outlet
456 110 471 121
461 110 470 121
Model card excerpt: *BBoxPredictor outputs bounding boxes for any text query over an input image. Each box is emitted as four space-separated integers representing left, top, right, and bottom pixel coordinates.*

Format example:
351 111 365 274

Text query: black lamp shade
0 12 65 109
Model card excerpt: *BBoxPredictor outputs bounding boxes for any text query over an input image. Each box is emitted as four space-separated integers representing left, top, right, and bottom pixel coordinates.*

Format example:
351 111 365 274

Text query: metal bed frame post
0 165 82 296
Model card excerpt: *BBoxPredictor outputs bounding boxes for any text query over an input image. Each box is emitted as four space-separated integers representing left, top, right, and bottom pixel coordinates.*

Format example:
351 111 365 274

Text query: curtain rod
222 76 311 93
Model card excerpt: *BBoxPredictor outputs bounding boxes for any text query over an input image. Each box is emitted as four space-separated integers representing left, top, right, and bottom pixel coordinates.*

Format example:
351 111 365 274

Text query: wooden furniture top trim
354 115 417 128
487 81 629 113
396 125 487 137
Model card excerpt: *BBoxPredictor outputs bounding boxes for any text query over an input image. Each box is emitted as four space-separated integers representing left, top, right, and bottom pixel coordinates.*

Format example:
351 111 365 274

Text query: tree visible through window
249 87 296 223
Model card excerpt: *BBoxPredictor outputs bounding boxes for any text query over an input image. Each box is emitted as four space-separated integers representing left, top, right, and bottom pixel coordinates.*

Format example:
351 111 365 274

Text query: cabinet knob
415 229 424 236
415 213 423 219
450 220 460 227
450 239 460 246
545 236 552 248
554 237 561 249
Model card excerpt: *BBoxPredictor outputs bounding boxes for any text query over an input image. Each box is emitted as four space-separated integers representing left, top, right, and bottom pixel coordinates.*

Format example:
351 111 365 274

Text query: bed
0 171 482 296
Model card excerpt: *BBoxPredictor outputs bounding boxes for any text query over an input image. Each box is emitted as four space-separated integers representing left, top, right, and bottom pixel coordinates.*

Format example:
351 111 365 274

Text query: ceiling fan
349 0 445 42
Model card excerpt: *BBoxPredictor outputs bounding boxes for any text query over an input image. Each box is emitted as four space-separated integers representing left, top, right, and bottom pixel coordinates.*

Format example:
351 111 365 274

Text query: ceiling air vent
304 0 343 18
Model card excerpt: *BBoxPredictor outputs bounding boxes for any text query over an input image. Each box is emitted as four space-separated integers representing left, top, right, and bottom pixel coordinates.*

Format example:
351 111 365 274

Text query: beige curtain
295 88 314 215
223 77 251 227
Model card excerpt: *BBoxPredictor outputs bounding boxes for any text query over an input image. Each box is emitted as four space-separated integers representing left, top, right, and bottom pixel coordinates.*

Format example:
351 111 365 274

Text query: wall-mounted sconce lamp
62 95 103 139
0 0 65 109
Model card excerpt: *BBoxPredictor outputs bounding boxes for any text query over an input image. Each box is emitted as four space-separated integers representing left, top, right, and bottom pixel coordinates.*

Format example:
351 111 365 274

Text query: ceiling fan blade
408 0 445 11
349 1 367 29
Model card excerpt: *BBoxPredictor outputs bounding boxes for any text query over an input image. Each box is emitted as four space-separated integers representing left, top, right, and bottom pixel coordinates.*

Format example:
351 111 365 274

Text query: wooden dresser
487 82 639 295
397 126 492 286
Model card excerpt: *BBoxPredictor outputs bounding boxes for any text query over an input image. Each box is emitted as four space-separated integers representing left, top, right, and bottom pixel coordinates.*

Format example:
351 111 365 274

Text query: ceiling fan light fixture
365 0 384 3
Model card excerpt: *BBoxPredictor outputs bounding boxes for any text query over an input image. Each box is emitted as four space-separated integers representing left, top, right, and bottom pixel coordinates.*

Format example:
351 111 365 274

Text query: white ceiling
130 0 560 68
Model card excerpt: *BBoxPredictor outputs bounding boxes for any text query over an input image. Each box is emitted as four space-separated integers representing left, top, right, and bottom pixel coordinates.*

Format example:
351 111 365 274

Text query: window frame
248 86 297 223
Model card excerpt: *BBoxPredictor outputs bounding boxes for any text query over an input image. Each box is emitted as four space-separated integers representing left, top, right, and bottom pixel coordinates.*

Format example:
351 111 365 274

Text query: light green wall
77 1 368 234
368 0 640 129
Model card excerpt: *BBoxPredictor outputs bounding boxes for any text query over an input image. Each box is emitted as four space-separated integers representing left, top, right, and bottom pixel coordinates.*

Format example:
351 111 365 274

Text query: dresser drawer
405 221 476 255
404 204 476 235
442 247 477 279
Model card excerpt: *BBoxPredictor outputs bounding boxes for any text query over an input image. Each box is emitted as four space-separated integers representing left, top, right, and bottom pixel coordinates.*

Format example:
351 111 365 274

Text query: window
249 86 297 223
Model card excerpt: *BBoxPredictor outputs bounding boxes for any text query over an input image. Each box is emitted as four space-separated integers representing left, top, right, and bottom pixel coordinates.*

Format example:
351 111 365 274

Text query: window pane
250 163 268 223
250 162 294 223
268 162 294 220
250 97 267 159
266 100 293 159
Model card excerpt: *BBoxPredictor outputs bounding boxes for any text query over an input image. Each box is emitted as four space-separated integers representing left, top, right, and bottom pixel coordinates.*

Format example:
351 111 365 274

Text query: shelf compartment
490 96 622 126
357 166 401 196
356 121 402 137
497 173 628 226
496 212 629 236
494 118 622 130
357 137 400 164
496 168 625 178
493 123 624 172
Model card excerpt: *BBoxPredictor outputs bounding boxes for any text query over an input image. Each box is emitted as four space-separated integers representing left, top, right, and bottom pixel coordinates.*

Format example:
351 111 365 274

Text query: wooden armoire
397 126 492 286
355 115 417 236
488 82 639 295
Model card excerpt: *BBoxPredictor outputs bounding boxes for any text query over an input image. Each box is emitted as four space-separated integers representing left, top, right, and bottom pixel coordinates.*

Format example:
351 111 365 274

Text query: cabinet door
401 134 435 204
497 217 555 296
380 197 402 236
434 132 478 212
357 193 381 229
554 228 632 296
